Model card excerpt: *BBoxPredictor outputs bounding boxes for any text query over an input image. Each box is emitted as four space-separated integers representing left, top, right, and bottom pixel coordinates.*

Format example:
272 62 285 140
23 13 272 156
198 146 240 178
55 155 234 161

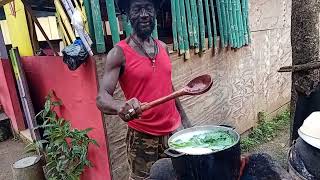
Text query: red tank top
117 39 181 136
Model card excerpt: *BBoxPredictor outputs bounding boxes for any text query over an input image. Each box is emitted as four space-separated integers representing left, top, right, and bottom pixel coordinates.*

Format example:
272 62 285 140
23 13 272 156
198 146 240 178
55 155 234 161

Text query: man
96 0 191 179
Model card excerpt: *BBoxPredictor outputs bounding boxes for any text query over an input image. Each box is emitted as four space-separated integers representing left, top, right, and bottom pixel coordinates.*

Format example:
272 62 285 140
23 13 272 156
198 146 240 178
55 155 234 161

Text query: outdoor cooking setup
145 74 320 179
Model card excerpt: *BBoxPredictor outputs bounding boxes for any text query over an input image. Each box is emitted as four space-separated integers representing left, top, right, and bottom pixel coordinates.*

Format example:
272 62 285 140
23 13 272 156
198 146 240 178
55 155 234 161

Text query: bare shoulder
105 45 125 67
157 40 168 49
157 40 169 54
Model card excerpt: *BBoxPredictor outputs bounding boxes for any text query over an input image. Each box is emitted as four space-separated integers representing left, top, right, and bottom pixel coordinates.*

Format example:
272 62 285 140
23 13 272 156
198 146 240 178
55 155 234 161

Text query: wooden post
9 48 41 142
0 26 8 59
184 0 194 47
180 0 190 58
175 0 185 54
231 0 239 47
190 0 199 52
241 0 249 44
209 0 217 48
204 0 212 48
152 18 158 39
235 0 242 48
215 0 225 47
105 0 120 45
237 0 244 47
197 0 206 51
170 0 178 50
54 0 76 42
90 0 106 53
57 13 72 45
12 156 45 180
227 0 235 47
121 14 132 37
83 0 96 43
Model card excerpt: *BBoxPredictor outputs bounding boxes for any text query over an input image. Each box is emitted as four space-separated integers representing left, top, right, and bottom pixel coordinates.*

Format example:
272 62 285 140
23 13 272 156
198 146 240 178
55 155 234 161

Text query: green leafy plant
241 110 290 152
26 93 98 180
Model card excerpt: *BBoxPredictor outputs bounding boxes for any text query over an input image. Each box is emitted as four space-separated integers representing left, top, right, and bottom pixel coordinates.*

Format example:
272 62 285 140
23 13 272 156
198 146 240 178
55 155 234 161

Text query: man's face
128 0 155 38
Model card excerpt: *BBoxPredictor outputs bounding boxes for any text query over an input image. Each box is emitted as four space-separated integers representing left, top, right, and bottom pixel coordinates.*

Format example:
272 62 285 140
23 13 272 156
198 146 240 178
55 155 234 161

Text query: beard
131 19 155 39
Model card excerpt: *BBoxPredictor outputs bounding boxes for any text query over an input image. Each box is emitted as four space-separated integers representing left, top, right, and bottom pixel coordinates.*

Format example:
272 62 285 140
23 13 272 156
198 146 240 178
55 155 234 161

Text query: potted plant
25 93 98 180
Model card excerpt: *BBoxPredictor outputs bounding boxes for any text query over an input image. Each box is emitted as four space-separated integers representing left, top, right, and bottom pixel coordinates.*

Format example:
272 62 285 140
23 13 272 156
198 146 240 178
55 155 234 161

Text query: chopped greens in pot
169 130 236 152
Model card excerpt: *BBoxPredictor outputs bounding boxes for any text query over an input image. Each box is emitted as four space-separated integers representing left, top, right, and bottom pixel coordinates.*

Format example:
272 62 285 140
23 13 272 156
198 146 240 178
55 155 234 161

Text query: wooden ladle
141 74 213 111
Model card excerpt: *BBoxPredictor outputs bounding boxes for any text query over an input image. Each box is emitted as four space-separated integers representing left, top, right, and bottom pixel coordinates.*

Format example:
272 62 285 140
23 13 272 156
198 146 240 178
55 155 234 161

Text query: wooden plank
235 0 243 48
184 0 194 46
220 0 228 47
48 16 60 40
57 13 71 45
121 14 132 37
197 0 206 51
209 0 217 48
241 0 249 44
232 0 239 47
9 48 40 141
190 0 199 52
83 0 95 42
215 0 225 47
170 0 178 50
152 18 158 39
91 0 106 53
175 0 185 54
105 0 120 45
180 0 190 58
54 0 76 41
0 20 11 45
0 26 8 58
204 0 212 48
25 10 39 53
4 0 33 56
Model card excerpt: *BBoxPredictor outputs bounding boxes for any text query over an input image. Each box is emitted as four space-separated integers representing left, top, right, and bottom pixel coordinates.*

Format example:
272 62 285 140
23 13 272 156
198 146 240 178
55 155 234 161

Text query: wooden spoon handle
141 89 186 112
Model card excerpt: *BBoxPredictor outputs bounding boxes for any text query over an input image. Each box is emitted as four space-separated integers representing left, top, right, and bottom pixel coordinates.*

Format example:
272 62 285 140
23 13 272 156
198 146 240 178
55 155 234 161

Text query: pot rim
168 125 240 156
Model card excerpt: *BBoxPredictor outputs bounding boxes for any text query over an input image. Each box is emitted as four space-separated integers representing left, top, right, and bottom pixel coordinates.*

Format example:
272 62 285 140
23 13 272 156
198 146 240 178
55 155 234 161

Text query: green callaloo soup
169 130 236 152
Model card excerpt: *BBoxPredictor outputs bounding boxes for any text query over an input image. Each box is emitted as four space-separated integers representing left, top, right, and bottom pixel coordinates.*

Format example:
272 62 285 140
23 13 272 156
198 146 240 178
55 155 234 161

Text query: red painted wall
0 58 25 131
21 56 111 180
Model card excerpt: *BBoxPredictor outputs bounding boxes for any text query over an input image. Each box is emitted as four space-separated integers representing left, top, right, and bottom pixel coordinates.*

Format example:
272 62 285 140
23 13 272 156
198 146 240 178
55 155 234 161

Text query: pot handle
164 148 185 158
219 124 236 130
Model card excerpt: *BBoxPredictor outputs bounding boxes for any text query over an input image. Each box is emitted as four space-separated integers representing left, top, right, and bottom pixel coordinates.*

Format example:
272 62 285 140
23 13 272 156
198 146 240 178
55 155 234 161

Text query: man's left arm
158 40 192 128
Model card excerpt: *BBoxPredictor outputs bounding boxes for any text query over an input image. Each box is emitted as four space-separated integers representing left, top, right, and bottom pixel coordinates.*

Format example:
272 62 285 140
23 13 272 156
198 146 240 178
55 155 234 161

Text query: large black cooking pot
165 125 241 180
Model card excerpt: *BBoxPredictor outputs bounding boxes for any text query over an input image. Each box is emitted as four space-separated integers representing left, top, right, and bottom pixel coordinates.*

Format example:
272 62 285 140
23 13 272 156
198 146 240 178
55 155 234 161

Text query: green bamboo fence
81 0 250 55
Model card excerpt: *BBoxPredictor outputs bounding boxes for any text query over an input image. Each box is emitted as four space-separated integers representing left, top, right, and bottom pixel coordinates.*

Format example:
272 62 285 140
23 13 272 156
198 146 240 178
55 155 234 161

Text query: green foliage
26 93 98 180
241 110 290 152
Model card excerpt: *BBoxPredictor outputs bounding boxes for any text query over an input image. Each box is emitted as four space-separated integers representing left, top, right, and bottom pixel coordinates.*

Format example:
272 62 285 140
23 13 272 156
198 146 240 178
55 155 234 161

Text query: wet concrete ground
0 139 30 180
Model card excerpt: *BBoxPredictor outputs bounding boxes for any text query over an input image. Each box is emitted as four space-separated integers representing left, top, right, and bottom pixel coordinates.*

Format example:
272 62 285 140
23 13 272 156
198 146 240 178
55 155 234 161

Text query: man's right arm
96 46 142 121
96 46 125 115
